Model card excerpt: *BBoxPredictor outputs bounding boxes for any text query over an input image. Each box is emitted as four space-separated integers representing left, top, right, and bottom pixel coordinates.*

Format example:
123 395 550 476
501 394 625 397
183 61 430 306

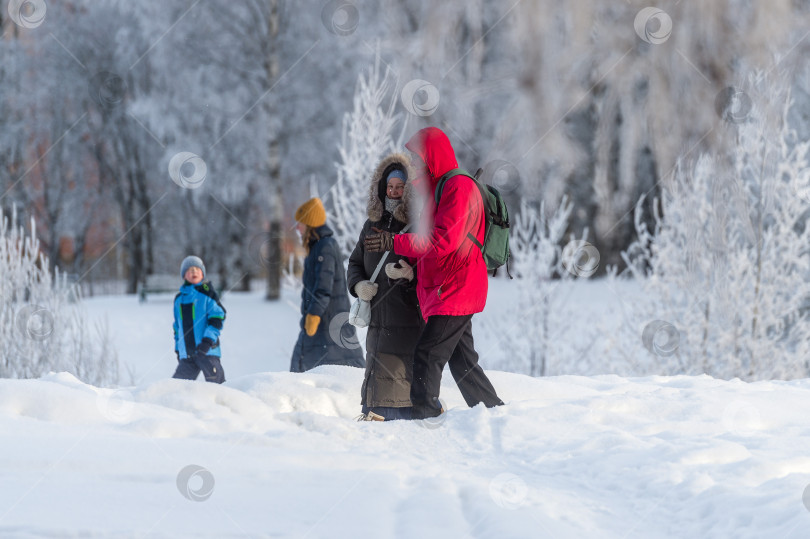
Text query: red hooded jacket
393 127 488 320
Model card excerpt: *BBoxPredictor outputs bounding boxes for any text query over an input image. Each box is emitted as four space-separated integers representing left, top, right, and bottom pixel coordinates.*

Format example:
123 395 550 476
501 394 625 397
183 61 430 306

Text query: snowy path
2 368 809 538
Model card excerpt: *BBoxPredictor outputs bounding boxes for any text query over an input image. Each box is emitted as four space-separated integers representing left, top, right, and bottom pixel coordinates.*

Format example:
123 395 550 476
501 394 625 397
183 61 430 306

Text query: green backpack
434 168 512 278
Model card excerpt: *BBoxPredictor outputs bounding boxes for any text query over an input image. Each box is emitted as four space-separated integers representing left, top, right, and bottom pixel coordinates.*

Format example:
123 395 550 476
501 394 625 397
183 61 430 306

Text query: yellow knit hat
294 197 327 228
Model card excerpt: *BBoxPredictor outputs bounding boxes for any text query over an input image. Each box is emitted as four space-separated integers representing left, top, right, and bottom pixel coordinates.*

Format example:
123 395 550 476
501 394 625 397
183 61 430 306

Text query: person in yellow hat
290 197 364 372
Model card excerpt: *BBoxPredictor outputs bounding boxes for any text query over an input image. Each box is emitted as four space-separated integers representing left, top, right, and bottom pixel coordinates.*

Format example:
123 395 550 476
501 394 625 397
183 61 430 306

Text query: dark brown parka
347 153 423 408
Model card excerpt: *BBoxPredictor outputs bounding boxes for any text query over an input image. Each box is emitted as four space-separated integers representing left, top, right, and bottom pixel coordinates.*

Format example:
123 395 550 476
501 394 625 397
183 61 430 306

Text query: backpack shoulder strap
434 168 487 252
434 168 473 204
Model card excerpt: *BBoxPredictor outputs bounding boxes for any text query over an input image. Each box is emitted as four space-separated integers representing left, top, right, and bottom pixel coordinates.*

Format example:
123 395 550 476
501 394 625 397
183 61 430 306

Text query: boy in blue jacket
172 256 227 383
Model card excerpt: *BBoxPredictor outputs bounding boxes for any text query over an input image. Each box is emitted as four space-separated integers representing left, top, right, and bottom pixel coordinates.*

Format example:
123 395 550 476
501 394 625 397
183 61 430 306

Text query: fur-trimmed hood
367 152 416 224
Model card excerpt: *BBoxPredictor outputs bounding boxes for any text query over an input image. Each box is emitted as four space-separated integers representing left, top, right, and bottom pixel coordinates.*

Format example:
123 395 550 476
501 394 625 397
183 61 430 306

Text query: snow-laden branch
0 208 120 386
327 55 400 257
622 95 810 380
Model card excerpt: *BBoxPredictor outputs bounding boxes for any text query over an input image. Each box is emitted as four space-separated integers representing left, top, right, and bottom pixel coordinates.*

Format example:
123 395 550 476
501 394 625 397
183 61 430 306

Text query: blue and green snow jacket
173 281 226 359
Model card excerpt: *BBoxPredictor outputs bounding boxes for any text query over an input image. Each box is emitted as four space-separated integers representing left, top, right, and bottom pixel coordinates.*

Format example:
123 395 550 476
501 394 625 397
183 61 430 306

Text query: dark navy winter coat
290 224 365 373
173 281 226 359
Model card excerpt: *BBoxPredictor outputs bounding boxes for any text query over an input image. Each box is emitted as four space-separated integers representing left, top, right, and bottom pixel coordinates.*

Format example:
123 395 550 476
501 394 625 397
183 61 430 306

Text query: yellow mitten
305 314 321 336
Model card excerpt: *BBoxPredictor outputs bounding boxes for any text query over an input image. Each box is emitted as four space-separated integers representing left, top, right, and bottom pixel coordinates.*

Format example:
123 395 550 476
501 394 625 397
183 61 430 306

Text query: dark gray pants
410 314 503 419
173 354 225 384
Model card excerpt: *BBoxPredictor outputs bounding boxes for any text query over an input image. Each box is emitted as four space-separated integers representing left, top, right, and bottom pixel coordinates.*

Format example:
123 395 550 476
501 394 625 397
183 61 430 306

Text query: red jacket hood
405 127 459 188
398 127 487 319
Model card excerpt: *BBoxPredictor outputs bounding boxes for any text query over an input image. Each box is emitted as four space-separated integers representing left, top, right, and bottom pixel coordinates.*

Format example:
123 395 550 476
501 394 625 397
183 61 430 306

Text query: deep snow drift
2 367 809 538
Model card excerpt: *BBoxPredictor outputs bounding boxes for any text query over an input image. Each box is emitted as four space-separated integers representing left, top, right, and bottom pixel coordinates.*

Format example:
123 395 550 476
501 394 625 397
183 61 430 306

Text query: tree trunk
263 0 282 300
264 180 283 299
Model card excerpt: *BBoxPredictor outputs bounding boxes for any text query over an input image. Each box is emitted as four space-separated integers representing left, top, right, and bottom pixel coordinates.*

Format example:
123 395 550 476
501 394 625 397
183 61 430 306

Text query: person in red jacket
365 127 503 419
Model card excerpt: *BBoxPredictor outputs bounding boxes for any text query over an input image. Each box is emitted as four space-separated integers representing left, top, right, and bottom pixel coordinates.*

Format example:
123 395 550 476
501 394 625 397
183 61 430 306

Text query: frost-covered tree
150 0 284 295
381 0 810 272
20 0 165 293
622 96 810 380
484 197 589 376
5 0 810 293
0 208 119 386
0 1 123 284
0 25 26 215
327 58 400 257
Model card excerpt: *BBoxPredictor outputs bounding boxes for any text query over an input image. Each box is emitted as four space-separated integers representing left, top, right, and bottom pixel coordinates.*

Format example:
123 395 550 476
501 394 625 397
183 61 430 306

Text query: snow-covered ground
3 281 810 537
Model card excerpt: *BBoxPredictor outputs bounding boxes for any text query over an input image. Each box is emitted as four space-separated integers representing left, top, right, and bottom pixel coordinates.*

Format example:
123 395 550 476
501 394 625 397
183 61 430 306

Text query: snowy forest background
4 0 810 383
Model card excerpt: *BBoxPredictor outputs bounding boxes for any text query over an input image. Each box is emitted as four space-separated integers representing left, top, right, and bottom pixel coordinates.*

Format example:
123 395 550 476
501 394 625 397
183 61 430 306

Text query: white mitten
354 280 379 301
385 259 414 281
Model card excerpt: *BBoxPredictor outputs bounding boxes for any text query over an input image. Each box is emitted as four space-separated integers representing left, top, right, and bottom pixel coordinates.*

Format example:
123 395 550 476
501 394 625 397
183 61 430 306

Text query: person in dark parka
347 153 424 421
290 197 365 373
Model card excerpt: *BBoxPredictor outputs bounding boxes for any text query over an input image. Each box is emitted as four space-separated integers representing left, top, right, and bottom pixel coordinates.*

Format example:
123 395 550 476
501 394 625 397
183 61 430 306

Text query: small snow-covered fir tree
326 55 400 257
622 96 810 380
0 208 119 386
486 197 585 376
